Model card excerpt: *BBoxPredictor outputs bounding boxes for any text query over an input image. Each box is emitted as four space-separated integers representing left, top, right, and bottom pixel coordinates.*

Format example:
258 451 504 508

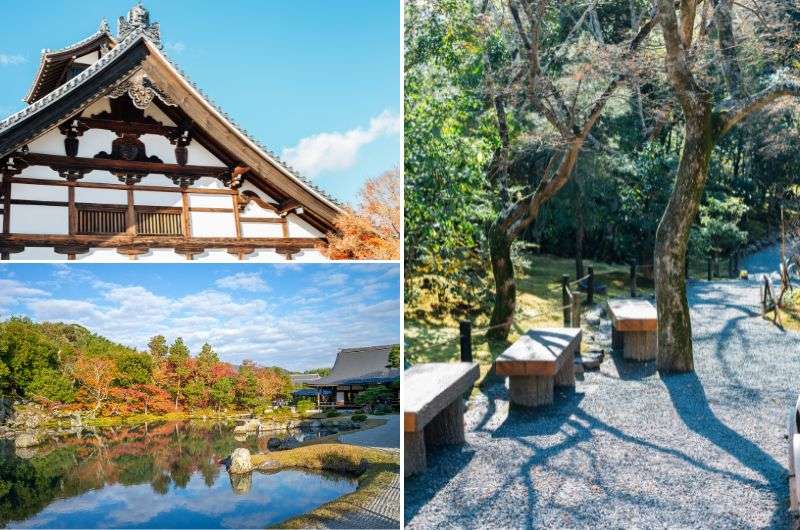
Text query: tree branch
717 80 800 135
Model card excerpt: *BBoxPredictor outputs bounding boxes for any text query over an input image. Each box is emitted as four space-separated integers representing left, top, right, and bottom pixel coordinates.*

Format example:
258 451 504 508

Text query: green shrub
351 413 367 422
296 399 315 414
325 410 340 418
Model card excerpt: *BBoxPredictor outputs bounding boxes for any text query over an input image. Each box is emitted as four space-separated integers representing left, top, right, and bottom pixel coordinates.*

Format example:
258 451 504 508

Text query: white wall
11 183 67 202
190 212 236 237
240 201 279 218
240 181 277 203
81 170 125 185
9 205 68 234
292 249 326 262
75 248 128 262
75 187 127 205
241 222 284 238
134 191 182 207
74 51 99 65
286 213 324 238
193 249 240 262
9 247 61 260
78 129 117 158
188 194 232 209
246 248 284 261
137 248 185 262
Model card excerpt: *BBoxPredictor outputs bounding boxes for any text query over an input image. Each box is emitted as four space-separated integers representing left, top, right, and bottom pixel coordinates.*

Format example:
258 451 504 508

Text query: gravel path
339 414 400 449
318 469 400 529
406 256 800 529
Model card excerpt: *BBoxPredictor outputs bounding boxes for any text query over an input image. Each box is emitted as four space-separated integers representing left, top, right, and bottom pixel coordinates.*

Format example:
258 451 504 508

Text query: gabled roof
290 373 322 386
25 28 117 104
309 345 400 386
0 30 343 225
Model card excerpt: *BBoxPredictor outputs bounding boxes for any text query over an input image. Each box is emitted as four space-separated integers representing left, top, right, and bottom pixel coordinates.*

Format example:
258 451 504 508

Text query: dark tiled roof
290 373 322 385
308 345 399 386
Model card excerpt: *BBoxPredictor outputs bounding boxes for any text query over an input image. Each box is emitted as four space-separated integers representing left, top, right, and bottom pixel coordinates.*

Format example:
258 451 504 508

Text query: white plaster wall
240 181 277 203
142 134 178 164
190 212 236 237
26 128 64 156
185 141 226 167
75 187 127 205
9 247 61 260
134 191 182 207
241 201 279 218
9 205 68 234
74 51 99 65
11 183 67 202
292 249 327 262
144 174 179 187
241 222 284 238
75 248 128 262
17 165 60 181
188 194 232 209
78 128 117 158
193 249 240 262
81 170 124 185
194 177 227 190
286 213 324 238
137 248 186 262
82 98 111 117
144 104 176 126
246 248 283 262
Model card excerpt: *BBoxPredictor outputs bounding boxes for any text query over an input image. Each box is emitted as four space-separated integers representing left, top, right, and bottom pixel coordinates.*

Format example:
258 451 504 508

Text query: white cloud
165 41 186 53
0 53 25 66
215 272 271 292
281 110 401 175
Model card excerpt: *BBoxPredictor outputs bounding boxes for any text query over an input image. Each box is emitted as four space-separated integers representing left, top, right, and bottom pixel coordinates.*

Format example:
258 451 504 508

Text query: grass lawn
405 253 654 381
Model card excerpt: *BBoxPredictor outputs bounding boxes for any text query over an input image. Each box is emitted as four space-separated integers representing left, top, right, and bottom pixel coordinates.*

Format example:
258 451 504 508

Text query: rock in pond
229 470 252 494
228 447 252 474
267 436 300 451
15 433 40 448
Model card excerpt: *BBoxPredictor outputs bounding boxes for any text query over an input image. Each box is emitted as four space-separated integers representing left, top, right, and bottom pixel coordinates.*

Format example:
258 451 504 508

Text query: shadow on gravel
403 445 476 522
491 389 585 439
608 349 656 381
663 373 789 529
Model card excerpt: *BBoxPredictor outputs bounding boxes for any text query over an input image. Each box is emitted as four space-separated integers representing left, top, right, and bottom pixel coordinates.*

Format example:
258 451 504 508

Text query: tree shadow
403 444 476 522
608 348 656 381
662 372 789 529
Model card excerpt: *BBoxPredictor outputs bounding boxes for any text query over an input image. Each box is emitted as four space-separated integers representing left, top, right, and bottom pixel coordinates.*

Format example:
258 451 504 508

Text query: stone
228 447 252 474
310 420 322 429
267 436 299 451
229 470 252 494
15 433 39 448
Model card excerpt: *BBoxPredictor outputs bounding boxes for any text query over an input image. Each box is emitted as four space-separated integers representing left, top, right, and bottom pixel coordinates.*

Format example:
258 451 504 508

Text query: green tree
147 335 168 364
167 338 191 409
26 368 75 403
114 351 153 388
210 377 234 411
386 344 400 369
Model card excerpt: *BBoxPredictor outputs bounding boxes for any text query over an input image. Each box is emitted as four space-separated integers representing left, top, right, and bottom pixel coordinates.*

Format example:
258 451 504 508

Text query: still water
0 421 357 529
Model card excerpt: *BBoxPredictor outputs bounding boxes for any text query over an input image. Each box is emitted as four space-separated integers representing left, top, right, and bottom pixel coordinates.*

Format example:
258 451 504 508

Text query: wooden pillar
459 320 472 362
623 331 657 361
587 266 594 305
180 190 191 238
68 183 77 235
570 292 581 328
126 188 136 235
232 191 242 239
2 172 10 235
508 375 553 407
404 430 426 477
424 399 465 446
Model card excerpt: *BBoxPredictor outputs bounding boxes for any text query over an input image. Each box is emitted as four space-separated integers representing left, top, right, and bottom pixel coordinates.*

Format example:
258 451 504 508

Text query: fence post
459 320 472 363
714 256 720 277
571 292 582 327
561 275 570 326
630 260 637 297
587 266 594 305
707 257 712 281
728 254 734 278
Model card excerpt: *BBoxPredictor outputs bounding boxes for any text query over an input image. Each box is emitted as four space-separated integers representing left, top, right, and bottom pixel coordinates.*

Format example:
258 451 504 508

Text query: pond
0 421 358 529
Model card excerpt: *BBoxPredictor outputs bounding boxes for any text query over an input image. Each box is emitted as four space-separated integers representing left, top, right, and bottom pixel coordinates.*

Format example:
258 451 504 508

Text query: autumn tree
324 168 401 260
167 338 191 409
73 353 117 412
653 0 800 372
147 335 168 365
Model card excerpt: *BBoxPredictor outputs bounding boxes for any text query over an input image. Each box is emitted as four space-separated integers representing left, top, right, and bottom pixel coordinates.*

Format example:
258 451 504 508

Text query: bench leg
404 430 426 477
425 398 465 446
508 375 553 407
623 330 657 361
611 325 624 352
554 348 576 387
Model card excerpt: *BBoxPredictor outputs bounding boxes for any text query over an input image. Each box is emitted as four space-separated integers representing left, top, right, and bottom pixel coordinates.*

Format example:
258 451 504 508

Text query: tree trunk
574 180 585 280
654 106 717 373
487 221 516 341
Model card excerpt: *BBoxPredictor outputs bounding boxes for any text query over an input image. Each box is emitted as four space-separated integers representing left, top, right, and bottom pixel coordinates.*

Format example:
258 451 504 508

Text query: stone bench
404 362 479 477
494 328 581 407
607 298 657 361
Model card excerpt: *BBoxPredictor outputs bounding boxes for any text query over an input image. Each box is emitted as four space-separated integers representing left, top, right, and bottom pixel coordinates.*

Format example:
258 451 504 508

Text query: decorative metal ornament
115 173 145 185
55 168 90 182
109 71 175 110
118 3 161 47
168 174 199 188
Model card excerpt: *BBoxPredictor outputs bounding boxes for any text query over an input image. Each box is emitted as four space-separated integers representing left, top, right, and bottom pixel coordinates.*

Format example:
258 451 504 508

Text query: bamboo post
561 275 570 326
587 266 594 305
459 320 472 363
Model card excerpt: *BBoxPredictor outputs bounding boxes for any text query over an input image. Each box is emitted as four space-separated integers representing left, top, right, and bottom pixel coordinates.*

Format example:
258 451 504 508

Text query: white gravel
406 251 800 529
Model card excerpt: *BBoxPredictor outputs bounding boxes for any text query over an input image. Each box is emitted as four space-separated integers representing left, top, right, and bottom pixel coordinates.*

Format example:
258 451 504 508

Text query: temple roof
0 22 343 219
308 345 400 386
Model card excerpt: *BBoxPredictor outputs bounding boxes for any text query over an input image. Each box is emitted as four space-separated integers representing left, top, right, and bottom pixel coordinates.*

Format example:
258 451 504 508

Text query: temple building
0 4 342 261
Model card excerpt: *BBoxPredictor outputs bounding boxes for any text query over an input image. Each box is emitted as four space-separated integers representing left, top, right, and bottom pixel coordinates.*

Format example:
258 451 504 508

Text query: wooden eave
26 33 117 104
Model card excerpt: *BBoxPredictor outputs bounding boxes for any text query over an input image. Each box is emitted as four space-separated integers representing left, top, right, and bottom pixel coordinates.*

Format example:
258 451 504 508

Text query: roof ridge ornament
118 3 161 48
99 17 110 34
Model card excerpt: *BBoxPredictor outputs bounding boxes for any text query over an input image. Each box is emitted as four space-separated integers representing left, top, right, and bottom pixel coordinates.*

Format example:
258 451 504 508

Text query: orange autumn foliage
323 168 401 260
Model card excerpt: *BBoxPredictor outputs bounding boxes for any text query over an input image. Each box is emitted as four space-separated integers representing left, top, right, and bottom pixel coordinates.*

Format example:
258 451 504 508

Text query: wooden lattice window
77 209 126 234
136 211 182 236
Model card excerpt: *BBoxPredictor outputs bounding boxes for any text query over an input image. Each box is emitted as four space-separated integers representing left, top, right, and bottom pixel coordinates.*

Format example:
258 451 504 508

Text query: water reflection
0 421 356 529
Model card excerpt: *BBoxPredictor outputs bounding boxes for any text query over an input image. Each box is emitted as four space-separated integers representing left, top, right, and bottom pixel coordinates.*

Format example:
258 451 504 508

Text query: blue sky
0 263 400 371
0 1 401 204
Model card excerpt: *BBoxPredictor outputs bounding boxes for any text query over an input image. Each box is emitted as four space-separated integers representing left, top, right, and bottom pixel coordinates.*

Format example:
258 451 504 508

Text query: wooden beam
10 176 236 195
239 217 284 224
19 152 229 178
76 117 179 137
0 234 324 249
232 193 242 239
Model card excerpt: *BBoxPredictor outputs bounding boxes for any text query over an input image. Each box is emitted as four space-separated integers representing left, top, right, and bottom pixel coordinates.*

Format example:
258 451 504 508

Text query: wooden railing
136 211 182 236
77 209 126 235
